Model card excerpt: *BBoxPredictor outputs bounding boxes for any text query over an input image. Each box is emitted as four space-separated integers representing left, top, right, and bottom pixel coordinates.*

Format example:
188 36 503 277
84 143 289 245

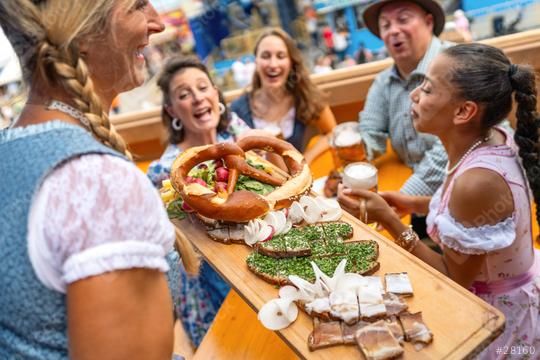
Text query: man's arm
359 74 390 160
401 138 448 196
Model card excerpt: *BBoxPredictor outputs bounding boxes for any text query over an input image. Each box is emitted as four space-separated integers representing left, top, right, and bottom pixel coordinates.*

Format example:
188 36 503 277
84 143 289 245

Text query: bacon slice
384 319 404 344
399 311 433 345
385 272 413 297
355 320 404 360
382 292 408 317
358 284 386 320
341 321 369 344
308 321 344 351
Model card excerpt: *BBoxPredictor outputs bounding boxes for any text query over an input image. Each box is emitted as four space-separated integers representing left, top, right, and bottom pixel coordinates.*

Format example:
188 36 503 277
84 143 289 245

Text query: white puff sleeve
27 154 175 293
433 211 516 255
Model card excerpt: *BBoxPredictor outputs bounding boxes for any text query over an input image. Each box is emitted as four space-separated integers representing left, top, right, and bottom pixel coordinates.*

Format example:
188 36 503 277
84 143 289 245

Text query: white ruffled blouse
27 154 175 293
426 128 535 282
426 187 516 255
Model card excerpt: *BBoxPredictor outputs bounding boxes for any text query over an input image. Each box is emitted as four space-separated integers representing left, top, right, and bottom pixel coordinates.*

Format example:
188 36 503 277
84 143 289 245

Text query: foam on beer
334 131 362 147
343 162 378 190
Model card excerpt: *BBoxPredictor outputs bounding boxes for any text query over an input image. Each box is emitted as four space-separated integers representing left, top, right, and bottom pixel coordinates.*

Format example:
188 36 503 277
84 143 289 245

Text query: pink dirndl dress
426 127 540 359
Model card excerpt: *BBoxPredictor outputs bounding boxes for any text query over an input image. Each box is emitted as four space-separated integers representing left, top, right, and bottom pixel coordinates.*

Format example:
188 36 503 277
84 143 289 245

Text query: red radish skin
214 159 224 168
260 225 276 242
215 167 229 182
181 202 193 212
214 181 228 193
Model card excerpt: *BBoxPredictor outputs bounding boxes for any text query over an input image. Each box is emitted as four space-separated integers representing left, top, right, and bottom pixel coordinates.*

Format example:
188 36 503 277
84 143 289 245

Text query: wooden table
173 207 505 359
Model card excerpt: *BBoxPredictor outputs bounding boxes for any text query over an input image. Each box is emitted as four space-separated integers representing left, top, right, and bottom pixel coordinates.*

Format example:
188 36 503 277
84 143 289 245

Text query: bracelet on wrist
395 226 419 252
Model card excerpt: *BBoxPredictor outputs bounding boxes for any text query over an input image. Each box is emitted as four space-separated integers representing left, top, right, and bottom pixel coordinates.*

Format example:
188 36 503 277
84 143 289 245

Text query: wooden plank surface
193 290 299 360
173 208 505 360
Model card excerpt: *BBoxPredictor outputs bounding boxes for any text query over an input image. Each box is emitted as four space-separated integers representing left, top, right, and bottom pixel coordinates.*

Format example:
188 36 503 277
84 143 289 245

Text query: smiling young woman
231 28 337 165
0 1 182 358
339 43 540 358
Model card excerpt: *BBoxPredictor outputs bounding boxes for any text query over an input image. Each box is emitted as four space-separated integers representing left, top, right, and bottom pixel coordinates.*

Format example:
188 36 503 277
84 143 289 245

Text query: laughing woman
147 57 252 347
0 1 178 358
230 28 337 164
338 43 540 358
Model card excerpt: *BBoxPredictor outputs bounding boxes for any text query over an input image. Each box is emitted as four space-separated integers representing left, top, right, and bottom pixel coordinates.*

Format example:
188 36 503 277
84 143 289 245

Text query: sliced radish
321 207 342 222
311 259 347 293
279 285 302 301
288 201 305 224
281 220 293 235
258 298 298 330
260 224 275 242
289 275 326 300
300 196 323 224
244 219 263 246
263 212 278 229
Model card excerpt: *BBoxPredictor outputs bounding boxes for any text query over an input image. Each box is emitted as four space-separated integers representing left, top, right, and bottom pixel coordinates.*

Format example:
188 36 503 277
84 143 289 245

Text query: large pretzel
170 137 312 222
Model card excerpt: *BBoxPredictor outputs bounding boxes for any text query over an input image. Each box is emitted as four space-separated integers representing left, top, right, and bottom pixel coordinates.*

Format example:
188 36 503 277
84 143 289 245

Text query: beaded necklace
446 131 493 175
47 100 90 129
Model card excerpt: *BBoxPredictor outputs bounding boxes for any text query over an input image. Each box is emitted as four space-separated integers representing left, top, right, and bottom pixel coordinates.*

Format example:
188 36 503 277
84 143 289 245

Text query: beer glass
342 162 378 225
342 162 378 193
330 122 366 171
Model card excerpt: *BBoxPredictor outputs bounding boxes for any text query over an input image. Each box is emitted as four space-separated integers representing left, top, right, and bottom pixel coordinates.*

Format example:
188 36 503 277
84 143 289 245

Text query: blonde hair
0 0 130 158
0 0 201 274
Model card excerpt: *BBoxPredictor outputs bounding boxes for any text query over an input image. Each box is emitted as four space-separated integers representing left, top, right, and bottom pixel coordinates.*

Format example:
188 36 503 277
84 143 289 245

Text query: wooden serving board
173 207 504 360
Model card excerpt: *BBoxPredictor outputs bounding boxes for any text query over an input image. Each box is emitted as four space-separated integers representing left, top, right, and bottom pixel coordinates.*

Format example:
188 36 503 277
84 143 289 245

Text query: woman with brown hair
147 57 251 188
0 0 178 358
147 56 253 347
231 28 337 164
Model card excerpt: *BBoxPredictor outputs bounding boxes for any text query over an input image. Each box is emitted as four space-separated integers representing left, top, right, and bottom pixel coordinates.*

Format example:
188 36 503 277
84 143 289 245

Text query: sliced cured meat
308 321 344 351
399 311 433 345
385 272 413 297
356 320 404 360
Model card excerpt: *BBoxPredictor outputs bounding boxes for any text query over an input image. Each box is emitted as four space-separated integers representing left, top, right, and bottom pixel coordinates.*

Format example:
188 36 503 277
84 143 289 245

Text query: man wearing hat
357 0 450 238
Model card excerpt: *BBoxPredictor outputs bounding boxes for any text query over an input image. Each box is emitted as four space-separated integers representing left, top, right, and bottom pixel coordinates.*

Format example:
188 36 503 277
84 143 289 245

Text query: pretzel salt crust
170 137 312 222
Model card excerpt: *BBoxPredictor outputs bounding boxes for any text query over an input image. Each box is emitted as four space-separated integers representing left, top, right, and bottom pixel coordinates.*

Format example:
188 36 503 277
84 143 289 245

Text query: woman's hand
337 184 399 226
379 191 420 217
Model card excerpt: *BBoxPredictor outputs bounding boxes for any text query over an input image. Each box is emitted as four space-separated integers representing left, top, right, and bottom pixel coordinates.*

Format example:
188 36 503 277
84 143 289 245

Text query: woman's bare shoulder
448 167 513 227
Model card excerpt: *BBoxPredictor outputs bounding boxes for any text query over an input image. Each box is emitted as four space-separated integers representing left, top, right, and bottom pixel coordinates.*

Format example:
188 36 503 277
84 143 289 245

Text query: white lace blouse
27 154 175 293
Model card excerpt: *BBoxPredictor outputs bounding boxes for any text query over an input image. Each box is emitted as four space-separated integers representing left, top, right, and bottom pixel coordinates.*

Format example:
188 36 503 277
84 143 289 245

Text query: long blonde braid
37 41 132 159
2 0 201 274
40 43 201 273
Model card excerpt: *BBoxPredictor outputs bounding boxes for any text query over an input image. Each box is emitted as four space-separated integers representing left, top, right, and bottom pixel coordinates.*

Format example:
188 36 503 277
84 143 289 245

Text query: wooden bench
117 28 540 160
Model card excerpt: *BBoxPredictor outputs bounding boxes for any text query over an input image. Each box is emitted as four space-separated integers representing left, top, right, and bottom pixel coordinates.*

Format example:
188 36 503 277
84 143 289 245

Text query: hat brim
363 0 445 38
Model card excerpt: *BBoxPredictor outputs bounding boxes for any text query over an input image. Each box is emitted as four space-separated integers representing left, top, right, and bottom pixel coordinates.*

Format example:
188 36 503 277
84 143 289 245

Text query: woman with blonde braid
338 43 540 358
0 1 182 358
